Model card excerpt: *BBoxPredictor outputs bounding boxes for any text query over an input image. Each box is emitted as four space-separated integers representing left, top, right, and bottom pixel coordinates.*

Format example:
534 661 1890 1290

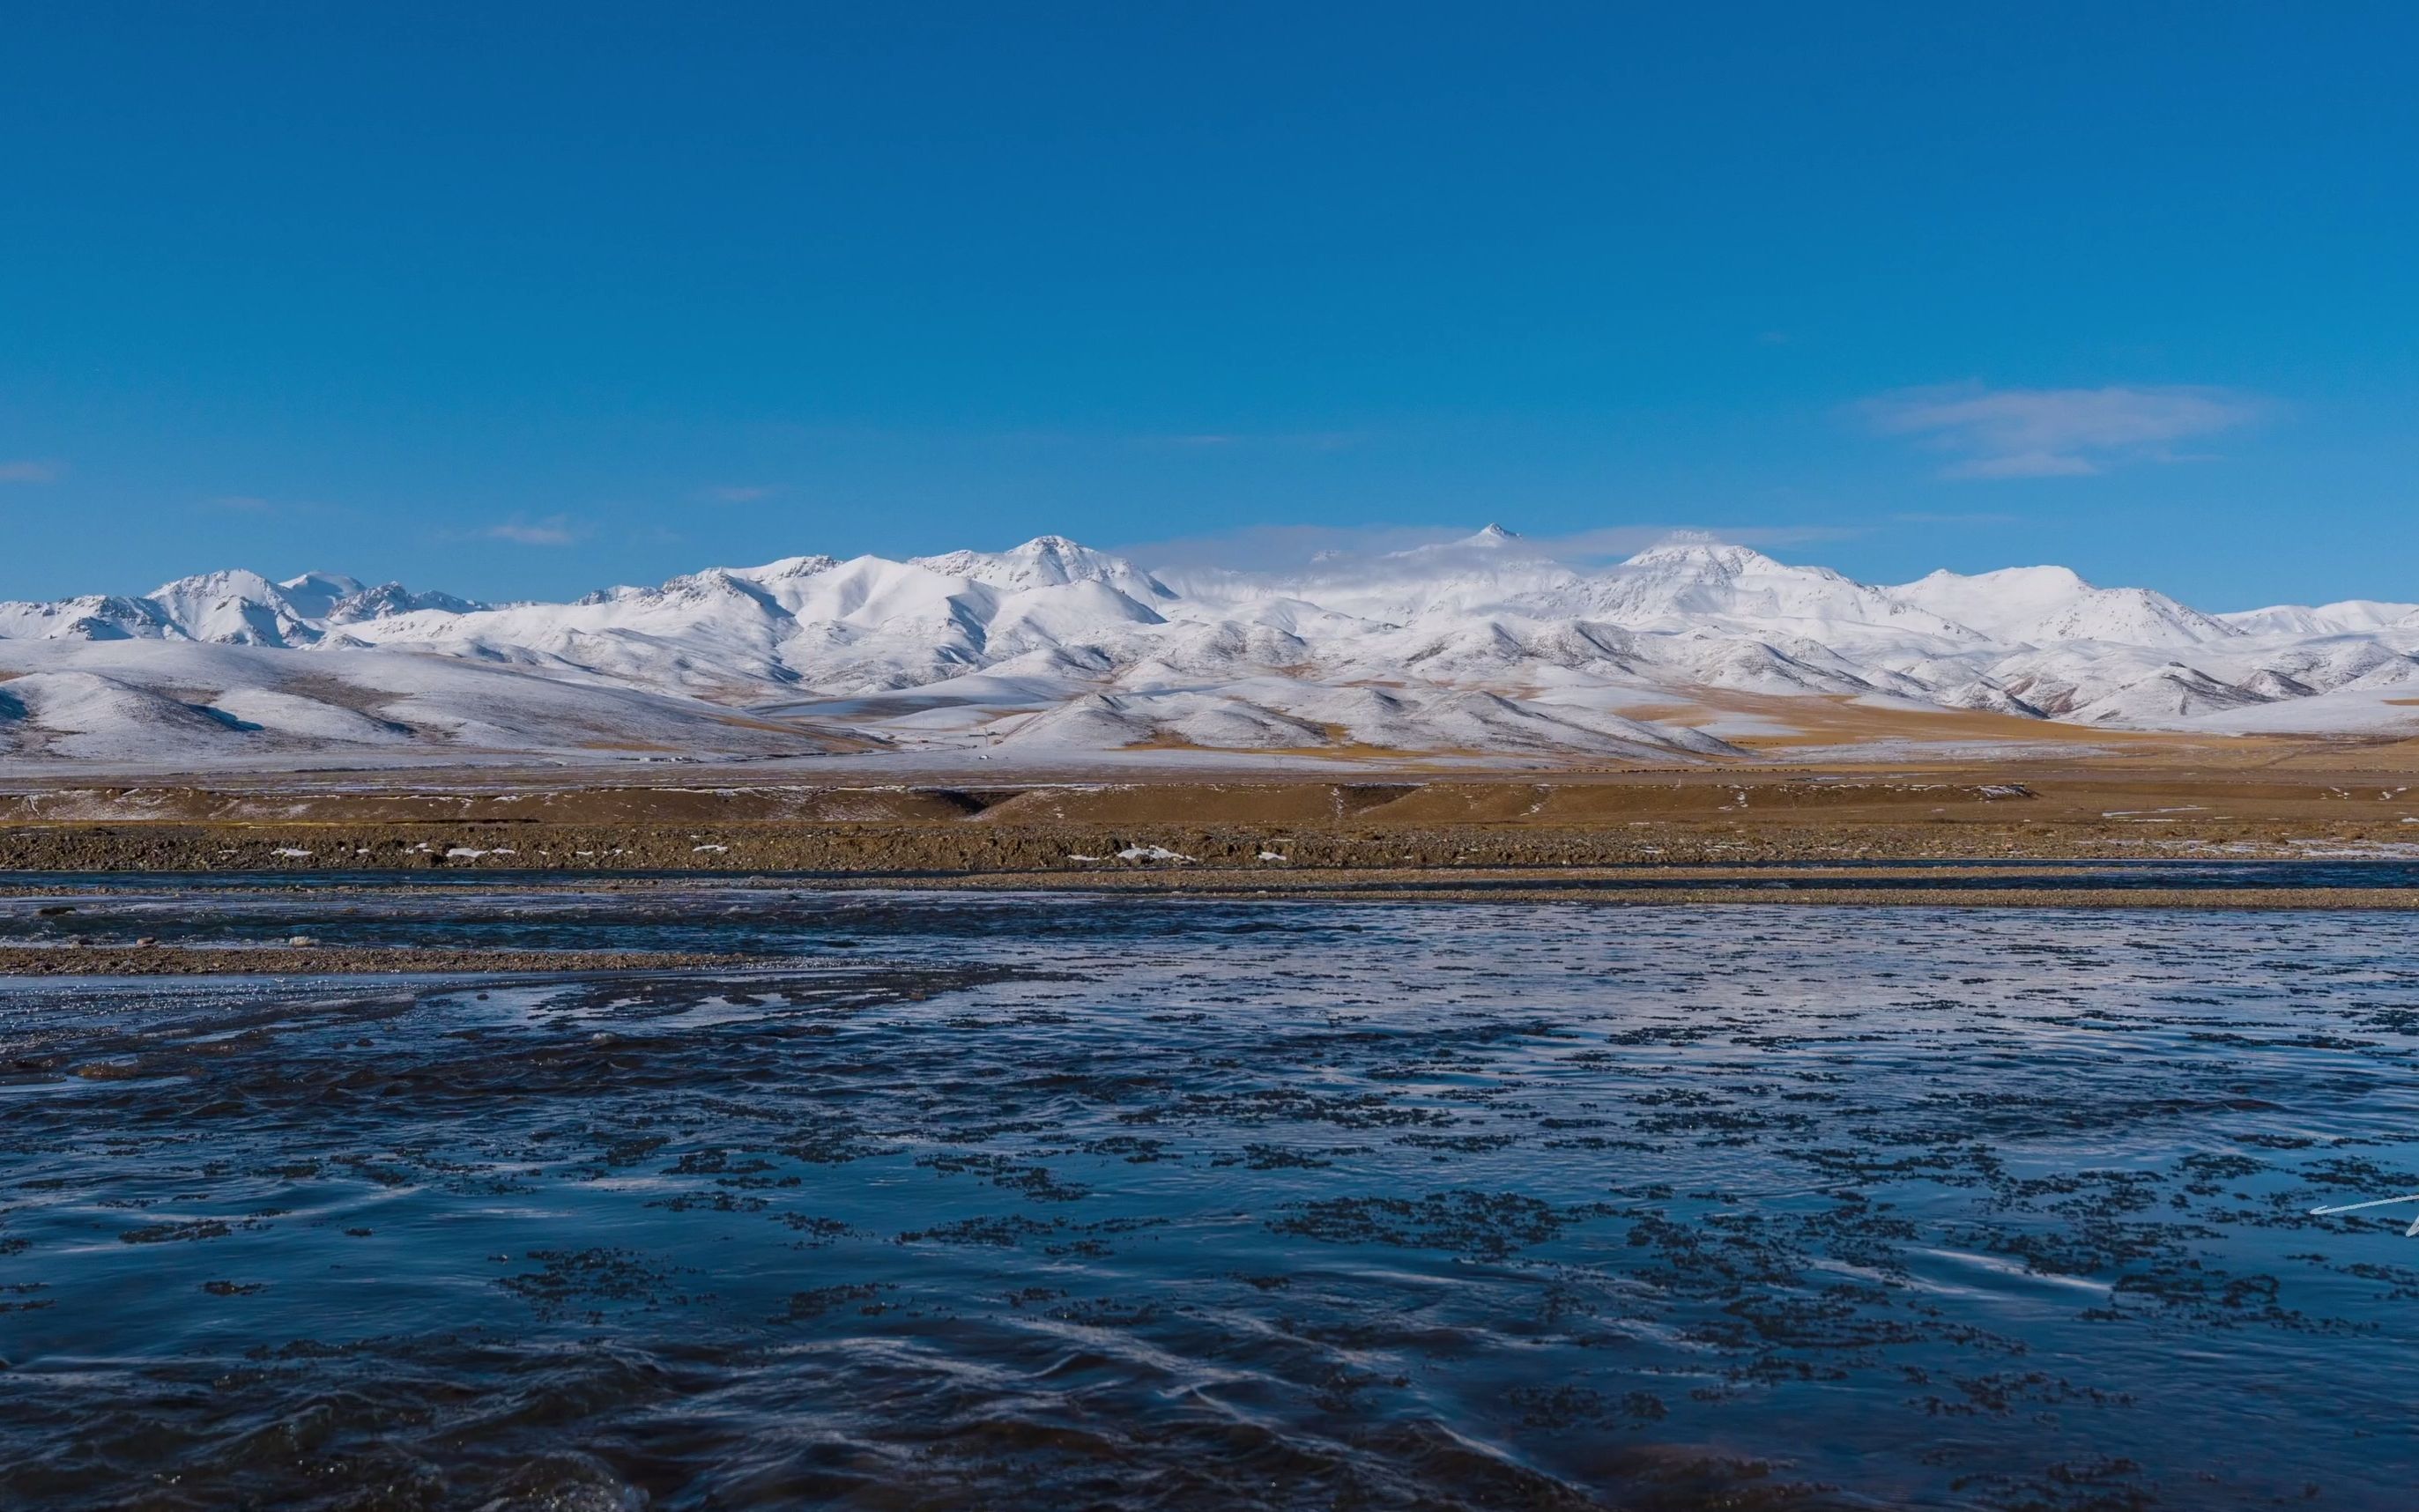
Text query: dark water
4 890 2418 1509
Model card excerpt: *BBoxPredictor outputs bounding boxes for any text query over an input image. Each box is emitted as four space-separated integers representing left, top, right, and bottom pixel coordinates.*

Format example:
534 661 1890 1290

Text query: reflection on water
3 890 2416 1508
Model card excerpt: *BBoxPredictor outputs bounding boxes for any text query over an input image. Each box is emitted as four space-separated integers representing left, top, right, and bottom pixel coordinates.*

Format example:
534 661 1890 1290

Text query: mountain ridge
2 533 2413 767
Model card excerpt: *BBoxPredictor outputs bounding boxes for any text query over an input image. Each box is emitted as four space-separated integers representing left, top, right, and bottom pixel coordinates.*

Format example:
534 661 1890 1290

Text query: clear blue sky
4 2 2413 609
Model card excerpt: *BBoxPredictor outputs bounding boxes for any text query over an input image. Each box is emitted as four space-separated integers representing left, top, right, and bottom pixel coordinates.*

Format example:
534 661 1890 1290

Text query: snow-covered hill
1888 565 2237 648
2 529 2413 767
0 569 483 649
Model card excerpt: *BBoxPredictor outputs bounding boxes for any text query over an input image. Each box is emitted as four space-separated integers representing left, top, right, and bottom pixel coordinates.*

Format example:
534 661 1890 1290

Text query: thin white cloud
1940 451 2102 480
1540 523 1860 559
701 485 776 503
1119 521 1860 575
0 459 64 484
1859 383 2263 480
1892 509 2022 526
1095 430 1365 453
1122 523 1462 571
478 515 581 546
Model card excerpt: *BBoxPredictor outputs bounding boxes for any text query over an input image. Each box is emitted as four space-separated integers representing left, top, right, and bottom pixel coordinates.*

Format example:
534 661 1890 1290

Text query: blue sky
3 3 2413 609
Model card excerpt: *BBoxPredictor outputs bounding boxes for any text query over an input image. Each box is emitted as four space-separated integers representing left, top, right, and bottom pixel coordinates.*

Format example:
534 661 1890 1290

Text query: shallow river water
4 888 2417 1509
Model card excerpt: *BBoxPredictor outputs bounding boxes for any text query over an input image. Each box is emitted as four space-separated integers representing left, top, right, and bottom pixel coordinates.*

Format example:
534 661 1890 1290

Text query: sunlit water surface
4 889 2416 1509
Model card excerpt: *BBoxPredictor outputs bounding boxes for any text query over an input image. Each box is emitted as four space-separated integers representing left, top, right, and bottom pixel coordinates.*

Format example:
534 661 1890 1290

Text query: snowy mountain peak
142 570 322 647
728 554 841 584
1889 565 2234 647
149 567 287 604
2219 598 2419 637
1584 537 1978 639
1619 537 1776 574
0 567 478 649
1 526 2413 763
324 582 484 623
275 572 370 618
910 536 1172 600
1935 563 2080 588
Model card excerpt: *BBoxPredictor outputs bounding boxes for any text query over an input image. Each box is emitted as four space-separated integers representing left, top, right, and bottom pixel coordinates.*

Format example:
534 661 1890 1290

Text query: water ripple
2 892 2415 1508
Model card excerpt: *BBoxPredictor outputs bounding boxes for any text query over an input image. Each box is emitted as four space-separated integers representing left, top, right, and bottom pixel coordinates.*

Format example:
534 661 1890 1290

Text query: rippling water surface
4 888 2417 1509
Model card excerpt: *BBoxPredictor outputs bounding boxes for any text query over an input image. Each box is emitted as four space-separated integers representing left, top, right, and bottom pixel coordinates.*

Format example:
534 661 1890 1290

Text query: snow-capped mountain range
2 529 2414 767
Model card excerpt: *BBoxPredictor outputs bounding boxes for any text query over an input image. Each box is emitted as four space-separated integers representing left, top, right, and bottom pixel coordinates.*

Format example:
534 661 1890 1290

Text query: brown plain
3 713 2417 880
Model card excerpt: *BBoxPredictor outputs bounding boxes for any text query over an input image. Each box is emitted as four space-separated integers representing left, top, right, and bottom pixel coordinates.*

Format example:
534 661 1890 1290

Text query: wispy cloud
701 484 776 503
204 493 276 513
1135 431 1364 452
1892 510 2022 526
1120 523 1459 570
1858 383 2263 480
0 459 64 485
477 515 581 546
1119 521 1860 575
1519 523 1862 561
1940 450 2102 480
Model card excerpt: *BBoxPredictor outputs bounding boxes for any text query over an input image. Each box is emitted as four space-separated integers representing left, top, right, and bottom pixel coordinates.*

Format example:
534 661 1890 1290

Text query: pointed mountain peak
909 536 1172 598
149 567 285 600
1464 523 1520 546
